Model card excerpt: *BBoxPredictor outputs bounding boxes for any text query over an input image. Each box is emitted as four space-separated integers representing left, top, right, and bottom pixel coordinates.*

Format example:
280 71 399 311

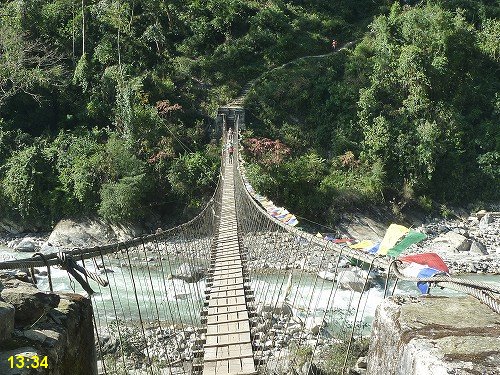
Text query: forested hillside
0 0 498 230
244 0 499 225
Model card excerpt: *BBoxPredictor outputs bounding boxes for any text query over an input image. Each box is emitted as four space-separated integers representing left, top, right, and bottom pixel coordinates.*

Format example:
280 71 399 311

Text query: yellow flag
378 224 409 255
349 240 374 250
316 232 323 238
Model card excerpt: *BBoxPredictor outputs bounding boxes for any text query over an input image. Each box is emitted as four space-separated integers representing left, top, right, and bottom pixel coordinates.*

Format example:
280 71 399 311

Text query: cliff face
0 279 96 375
366 296 500 375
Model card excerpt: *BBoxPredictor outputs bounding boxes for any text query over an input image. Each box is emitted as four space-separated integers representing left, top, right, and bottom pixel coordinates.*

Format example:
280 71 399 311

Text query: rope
57 251 108 295
30 252 53 292
342 256 378 373
391 261 500 313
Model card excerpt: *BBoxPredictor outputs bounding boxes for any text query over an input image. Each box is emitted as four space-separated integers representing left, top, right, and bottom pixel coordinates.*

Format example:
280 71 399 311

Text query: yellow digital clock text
8 355 49 369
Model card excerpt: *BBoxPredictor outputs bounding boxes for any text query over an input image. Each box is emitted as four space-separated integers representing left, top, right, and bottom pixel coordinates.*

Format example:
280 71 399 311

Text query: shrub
2 143 58 226
98 174 148 222
56 131 106 213
167 151 219 205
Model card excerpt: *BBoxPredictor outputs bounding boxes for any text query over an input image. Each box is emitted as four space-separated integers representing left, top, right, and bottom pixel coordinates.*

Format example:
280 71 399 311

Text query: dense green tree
358 2 499 201
2 143 59 225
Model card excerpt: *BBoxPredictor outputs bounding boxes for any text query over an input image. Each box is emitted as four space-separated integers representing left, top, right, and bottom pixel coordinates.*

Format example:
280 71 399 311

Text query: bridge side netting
232 117 380 374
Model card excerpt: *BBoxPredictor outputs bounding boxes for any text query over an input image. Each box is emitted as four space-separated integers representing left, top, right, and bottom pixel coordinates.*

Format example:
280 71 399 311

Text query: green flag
387 230 426 257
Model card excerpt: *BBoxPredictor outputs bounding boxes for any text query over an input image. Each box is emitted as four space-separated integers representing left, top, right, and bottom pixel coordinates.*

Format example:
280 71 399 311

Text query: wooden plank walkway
202 158 257 375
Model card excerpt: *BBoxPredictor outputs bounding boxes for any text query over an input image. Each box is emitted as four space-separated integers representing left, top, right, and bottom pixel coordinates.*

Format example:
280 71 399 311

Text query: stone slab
366 296 500 375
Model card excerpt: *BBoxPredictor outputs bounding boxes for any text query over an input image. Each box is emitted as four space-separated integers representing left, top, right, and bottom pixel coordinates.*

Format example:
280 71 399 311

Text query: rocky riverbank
2 208 499 276
0 218 144 261
0 276 96 375
411 210 500 274
243 209 500 275
96 323 200 374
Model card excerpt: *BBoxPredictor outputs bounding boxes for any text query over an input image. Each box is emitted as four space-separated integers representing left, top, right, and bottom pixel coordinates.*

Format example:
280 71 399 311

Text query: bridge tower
217 106 245 135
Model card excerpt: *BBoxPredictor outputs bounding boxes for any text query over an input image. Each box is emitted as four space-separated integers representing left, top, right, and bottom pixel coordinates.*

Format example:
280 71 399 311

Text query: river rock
0 219 25 234
476 209 488 219
40 241 57 254
470 241 488 255
479 213 493 229
337 270 373 292
171 263 205 283
0 281 60 325
356 356 367 369
48 218 144 248
14 238 37 252
317 271 335 281
258 302 293 316
432 231 471 252
304 317 325 335
0 301 15 341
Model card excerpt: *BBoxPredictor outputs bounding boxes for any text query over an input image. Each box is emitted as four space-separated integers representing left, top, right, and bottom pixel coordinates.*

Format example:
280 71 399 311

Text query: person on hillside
331 39 338 50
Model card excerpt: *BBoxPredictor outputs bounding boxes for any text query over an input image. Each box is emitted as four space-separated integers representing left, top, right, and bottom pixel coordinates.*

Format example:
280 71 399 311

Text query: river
1 245 499 336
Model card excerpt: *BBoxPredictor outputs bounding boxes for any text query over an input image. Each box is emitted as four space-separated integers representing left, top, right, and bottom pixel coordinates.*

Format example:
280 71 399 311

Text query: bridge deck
202 158 256 375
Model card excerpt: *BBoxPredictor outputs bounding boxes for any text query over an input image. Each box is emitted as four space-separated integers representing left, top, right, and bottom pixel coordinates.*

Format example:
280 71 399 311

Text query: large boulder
470 241 488 255
0 301 15 341
337 214 387 243
48 218 144 248
0 293 97 375
337 270 373 292
14 238 37 252
318 269 374 292
171 263 205 283
0 219 25 234
432 231 471 252
479 213 493 230
304 316 326 335
0 281 60 326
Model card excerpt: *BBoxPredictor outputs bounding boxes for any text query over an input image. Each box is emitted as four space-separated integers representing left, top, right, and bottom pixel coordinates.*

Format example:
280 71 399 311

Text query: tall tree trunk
117 28 121 72
81 0 85 55
72 1 76 63
165 3 173 29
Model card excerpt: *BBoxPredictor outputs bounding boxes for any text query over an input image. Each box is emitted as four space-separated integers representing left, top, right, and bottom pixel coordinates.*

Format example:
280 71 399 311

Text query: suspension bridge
0 89 499 375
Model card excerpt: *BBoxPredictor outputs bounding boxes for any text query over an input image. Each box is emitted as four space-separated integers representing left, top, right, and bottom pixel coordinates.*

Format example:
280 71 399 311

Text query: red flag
399 253 449 273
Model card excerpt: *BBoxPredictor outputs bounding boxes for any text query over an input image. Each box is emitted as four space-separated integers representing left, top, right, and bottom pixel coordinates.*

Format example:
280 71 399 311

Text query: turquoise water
1 246 499 334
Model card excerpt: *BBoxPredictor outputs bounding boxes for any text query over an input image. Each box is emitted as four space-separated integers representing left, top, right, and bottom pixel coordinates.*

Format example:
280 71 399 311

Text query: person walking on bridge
228 142 234 164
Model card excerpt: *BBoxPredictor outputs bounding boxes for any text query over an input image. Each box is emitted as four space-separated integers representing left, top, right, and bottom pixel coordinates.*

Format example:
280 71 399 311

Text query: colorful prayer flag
349 240 375 250
276 210 290 220
386 230 426 257
368 242 380 254
399 253 449 273
377 224 410 255
401 262 444 294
